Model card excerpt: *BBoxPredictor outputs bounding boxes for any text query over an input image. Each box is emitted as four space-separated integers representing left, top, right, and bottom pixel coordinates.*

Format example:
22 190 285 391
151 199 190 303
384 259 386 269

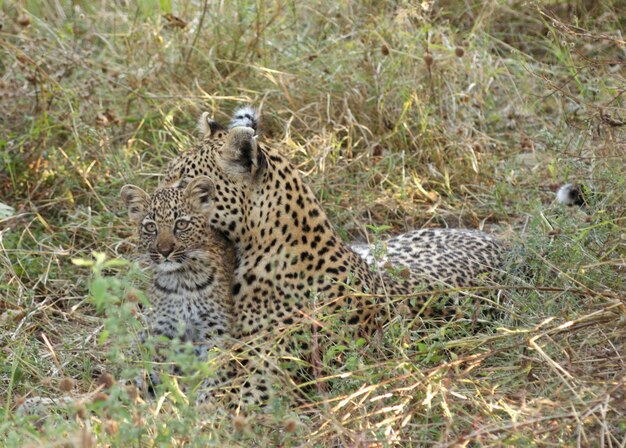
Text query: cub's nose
157 240 175 257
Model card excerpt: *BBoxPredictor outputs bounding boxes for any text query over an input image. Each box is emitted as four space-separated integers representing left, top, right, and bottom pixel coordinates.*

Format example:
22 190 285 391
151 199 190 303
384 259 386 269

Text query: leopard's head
163 108 319 245
163 122 267 241
120 180 219 273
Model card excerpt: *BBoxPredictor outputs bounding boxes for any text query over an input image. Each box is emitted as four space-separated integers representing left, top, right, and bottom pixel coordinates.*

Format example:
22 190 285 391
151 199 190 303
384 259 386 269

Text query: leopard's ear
218 126 266 179
183 176 215 213
120 185 150 224
198 112 227 138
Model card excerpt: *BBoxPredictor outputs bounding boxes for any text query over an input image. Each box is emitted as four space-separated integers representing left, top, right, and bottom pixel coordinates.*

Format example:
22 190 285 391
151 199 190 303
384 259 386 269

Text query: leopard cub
120 179 235 401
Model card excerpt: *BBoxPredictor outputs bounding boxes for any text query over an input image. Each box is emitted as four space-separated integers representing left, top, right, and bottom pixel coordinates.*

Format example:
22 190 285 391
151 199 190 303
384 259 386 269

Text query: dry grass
1 0 625 446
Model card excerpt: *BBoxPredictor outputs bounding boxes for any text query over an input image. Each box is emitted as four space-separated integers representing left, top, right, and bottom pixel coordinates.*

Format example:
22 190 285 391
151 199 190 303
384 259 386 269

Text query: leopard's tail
229 106 259 132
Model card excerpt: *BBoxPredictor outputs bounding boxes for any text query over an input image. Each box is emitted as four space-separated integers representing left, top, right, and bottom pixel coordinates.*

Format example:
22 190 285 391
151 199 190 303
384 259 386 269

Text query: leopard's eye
174 219 190 231
143 222 157 233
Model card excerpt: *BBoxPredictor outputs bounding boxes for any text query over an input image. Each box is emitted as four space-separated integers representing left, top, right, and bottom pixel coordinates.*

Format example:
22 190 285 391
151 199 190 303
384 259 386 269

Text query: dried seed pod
17 14 30 27
233 415 247 432
104 420 119 435
59 377 75 393
126 385 139 402
97 372 115 389
91 392 109 403
74 404 87 419
284 418 298 433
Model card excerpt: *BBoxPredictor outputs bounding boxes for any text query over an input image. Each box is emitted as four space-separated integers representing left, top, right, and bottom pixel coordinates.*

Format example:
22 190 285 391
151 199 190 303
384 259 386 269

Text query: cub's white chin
154 260 184 273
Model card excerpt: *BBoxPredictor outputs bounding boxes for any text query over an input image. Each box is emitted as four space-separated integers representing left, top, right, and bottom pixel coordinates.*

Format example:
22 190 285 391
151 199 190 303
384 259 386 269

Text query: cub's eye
143 222 157 233
174 219 190 231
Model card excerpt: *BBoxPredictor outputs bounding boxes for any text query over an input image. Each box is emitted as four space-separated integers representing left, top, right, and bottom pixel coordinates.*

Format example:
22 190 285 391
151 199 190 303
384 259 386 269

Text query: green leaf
91 277 109 305
92 252 107 266
71 258 93 267
104 258 129 269
160 0 172 13
98 329 110 345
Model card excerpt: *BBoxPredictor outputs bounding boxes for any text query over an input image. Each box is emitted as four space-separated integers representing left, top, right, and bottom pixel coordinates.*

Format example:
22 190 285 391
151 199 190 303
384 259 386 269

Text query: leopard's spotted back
352 228 504 288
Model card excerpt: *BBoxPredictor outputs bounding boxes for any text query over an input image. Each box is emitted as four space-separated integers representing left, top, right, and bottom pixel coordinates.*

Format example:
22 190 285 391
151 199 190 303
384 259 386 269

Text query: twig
185 0 210 67
40 332 63 374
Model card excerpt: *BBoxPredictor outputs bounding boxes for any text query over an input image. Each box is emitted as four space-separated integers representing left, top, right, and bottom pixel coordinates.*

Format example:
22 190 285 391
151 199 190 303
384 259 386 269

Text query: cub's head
120 178 218 272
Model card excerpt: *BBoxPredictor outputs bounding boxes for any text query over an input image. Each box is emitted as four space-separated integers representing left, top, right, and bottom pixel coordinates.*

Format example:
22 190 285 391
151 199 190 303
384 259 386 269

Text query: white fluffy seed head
556 183 585 206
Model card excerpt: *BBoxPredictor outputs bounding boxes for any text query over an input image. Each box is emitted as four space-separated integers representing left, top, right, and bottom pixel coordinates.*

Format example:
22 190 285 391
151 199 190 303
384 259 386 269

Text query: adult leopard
159 108 504 407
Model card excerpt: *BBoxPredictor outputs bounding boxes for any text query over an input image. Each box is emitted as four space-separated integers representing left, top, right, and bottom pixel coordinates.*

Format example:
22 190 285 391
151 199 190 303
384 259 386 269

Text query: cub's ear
198 112 227 138
219 126 265 179
120 185 150 224
183 176 215 213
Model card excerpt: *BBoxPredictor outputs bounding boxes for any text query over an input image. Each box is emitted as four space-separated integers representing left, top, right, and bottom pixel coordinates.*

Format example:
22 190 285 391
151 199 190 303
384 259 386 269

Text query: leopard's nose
157 240 174 257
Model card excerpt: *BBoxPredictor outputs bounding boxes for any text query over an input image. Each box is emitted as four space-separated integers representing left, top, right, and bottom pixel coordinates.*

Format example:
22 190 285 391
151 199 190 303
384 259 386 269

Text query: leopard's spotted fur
156 109 505 407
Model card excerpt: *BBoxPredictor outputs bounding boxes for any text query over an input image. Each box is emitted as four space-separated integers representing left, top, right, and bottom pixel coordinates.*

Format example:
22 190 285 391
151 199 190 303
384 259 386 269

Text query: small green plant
366 224 394 264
